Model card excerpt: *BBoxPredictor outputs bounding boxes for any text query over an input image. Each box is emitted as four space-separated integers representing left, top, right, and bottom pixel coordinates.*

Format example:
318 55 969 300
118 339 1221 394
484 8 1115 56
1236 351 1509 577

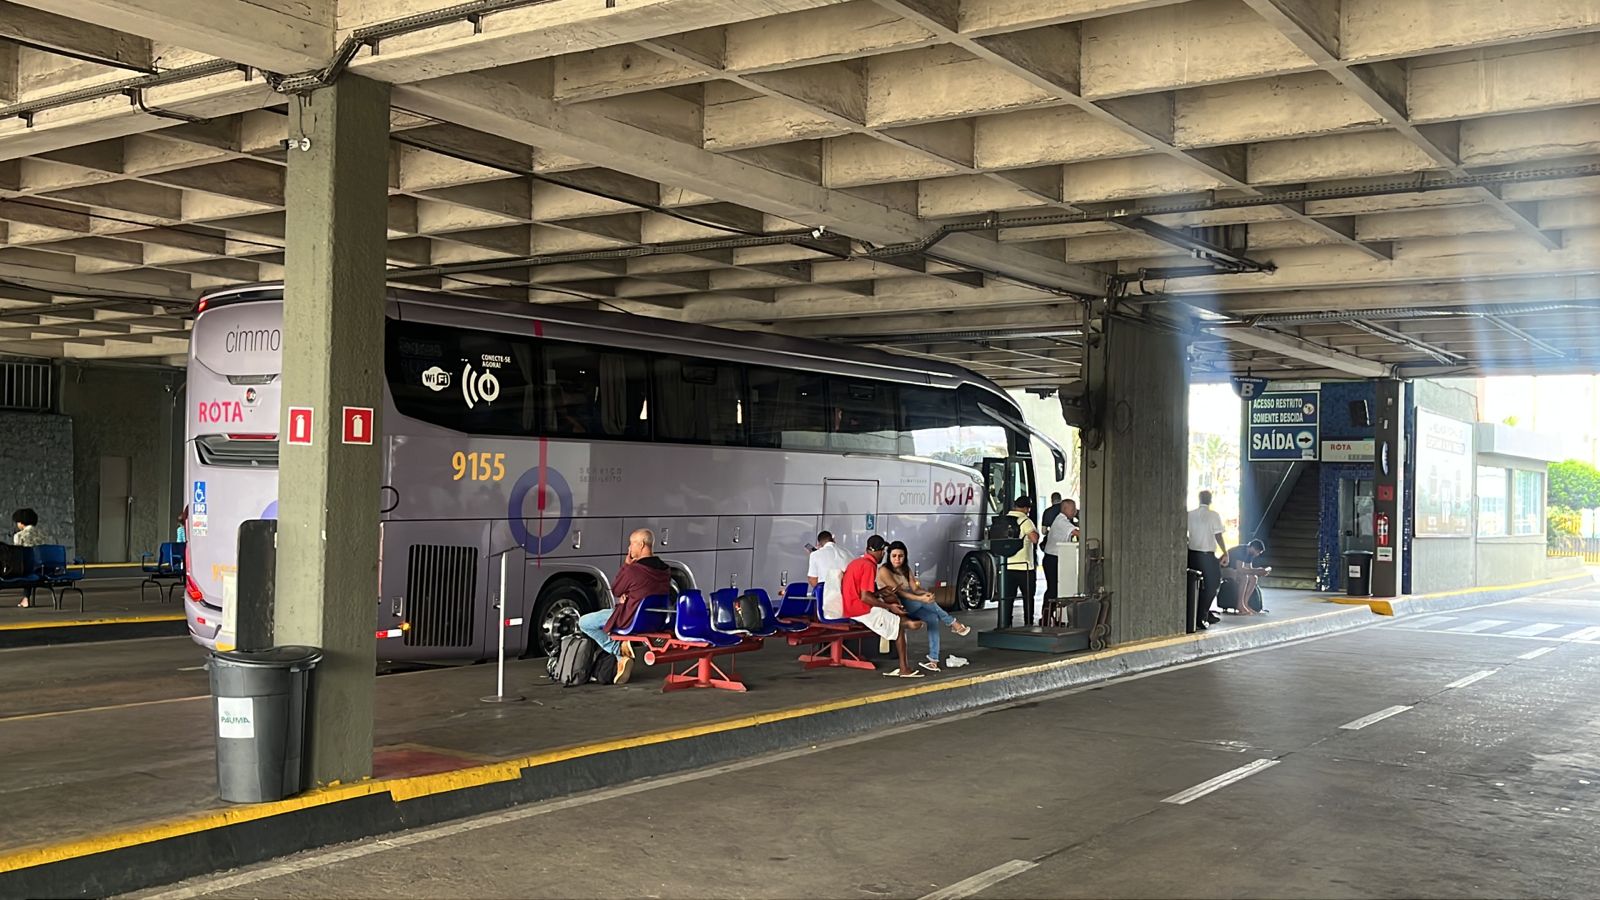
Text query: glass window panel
748 366 827 450
828 377 897 454
1513 469 1544 536
652 356 745 445
386 319 538 435
1477 466 1507 537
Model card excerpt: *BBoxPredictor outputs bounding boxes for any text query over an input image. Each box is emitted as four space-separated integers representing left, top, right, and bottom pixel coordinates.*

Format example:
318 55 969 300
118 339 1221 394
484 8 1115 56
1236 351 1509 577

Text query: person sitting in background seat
10 508 45 608
878 540 970 672
1219 540 1270 616
841 535 924 678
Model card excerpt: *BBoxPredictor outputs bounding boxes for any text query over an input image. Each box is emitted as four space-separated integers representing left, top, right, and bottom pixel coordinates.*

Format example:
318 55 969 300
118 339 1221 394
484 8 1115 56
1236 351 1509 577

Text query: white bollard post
482 551 525 703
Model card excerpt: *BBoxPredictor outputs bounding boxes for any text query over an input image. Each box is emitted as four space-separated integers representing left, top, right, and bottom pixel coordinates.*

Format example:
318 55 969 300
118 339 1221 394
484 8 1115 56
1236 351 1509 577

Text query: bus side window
653 356 745 445
748 366 826 450
900 385 959 459
829 378 897 454
543 343 647 439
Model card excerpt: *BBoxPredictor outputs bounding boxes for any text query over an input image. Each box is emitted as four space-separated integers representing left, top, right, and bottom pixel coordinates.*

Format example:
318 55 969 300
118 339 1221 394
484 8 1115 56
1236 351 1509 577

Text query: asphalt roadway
120 580 1600 900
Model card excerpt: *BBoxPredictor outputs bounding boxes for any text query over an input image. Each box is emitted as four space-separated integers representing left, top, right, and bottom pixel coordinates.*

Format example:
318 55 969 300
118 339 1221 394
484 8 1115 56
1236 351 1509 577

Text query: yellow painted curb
0 613 185 632
0 604 1367 875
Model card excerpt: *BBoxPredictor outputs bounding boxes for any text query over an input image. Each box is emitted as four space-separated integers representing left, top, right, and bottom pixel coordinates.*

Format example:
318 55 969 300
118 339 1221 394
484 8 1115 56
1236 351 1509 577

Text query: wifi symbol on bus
461 364 502 409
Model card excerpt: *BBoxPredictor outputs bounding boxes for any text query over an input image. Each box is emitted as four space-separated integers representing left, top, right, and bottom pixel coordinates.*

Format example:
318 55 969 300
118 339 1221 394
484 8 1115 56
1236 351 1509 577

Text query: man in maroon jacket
578 528 673 684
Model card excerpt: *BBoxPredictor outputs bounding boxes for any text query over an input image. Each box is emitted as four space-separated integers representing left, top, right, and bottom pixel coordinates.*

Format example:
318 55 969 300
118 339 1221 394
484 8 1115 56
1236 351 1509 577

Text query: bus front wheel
957 560 988 611
532 580 594 658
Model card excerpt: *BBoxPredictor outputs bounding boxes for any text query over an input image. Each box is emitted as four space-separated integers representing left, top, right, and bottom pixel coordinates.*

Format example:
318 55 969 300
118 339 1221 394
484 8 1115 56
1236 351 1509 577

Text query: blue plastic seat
775 582 819 632
140 542 184 603
813 581 857 626
709 588 778 638
674 591 742 647
613 593 675 636
35 545 85 611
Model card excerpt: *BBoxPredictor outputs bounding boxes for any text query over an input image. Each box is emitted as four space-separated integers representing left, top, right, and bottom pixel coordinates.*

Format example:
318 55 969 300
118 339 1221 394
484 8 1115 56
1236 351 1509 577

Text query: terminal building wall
0 412 75 548
1410 380 1483 595
58 365 183 563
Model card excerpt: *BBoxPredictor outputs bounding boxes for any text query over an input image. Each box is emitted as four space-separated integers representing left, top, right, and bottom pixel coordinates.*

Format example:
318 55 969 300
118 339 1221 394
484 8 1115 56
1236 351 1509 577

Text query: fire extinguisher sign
342 407 375 445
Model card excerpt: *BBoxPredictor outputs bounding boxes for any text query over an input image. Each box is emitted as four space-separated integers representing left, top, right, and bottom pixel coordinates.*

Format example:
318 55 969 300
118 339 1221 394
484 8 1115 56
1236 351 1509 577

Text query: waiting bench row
608 583 883 692
0 545 86 611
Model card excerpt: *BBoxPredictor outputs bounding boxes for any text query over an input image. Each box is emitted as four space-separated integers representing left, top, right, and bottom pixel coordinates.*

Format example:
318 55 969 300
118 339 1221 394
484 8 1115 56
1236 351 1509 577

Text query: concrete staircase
1261 473 1320 589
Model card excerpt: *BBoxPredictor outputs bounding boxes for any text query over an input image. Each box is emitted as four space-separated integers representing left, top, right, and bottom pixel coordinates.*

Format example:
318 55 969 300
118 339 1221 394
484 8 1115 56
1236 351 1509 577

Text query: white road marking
1519 646 1559 660
1448 619 1511 633
1445 669 1499 689
1559 626 1600 642
1160 759 1280 805
139 626 1396 900
0 694 208 724
1393 615 1456 629
1505 623 1562 637
919 860 1039 900
1407 629 1600 645
1340 705 1413 730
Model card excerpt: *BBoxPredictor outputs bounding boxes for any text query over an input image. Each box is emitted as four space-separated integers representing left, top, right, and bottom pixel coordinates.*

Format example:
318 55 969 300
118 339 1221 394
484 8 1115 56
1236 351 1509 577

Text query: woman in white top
10 507 46 608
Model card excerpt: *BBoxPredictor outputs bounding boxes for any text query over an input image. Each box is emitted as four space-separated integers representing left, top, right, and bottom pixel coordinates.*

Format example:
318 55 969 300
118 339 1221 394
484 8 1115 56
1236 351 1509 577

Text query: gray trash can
209 645 322 803
1344 551 1375 597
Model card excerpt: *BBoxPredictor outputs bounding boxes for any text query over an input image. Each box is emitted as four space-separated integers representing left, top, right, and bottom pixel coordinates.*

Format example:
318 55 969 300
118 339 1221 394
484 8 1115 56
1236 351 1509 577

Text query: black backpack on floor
591 652 618 685
553 634 600 687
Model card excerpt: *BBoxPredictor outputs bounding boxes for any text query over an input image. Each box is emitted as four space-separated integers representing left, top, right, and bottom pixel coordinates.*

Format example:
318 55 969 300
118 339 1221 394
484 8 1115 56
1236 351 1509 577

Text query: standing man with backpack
999 497 1040 626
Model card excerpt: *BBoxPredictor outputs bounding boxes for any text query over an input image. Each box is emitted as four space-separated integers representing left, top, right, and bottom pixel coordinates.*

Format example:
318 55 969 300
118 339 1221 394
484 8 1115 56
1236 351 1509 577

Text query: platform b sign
342 406 374 445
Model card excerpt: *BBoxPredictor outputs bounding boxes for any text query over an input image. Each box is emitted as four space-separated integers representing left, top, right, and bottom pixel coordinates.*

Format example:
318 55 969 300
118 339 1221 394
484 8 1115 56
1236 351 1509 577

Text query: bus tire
531 579 595 658
956 559 988 611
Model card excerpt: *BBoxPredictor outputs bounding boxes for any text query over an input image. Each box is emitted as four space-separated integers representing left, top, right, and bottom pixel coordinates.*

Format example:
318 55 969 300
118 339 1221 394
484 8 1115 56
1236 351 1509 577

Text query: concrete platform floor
0 590 1333 854
130 582 1600 900
0 577 183 625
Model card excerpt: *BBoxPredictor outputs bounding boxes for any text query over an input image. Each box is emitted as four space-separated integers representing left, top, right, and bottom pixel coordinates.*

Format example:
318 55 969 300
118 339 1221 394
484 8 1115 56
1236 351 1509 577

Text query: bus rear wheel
532 581 594 658
957 560 987 611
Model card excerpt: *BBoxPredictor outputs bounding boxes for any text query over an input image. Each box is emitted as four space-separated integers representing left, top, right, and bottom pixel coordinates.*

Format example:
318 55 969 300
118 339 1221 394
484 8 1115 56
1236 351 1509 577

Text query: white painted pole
482 551 524 703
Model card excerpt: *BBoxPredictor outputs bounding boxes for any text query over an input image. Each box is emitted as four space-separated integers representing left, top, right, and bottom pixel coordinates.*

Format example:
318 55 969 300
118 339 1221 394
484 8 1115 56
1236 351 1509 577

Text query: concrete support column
276 75 390 786
1081 312 1190 644
1371 378 1406 596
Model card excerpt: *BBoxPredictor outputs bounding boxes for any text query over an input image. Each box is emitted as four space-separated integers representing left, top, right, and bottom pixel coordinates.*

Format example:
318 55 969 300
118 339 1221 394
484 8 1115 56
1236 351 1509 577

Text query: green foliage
1548 460 1600 510
1548 505 1583 551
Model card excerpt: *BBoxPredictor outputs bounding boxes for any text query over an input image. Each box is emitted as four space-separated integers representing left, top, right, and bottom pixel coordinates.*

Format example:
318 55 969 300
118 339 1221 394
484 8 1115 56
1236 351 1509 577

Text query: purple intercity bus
184 284 1061 660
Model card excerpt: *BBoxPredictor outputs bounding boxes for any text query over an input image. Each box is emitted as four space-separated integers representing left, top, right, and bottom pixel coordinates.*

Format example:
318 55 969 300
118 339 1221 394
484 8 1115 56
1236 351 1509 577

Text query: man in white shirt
807 531 855 619
1186 491 1227 631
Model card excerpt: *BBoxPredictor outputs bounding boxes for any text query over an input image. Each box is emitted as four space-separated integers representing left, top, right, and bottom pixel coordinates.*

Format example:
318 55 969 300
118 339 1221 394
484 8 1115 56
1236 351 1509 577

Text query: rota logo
935 481 977 506
197 400 244 423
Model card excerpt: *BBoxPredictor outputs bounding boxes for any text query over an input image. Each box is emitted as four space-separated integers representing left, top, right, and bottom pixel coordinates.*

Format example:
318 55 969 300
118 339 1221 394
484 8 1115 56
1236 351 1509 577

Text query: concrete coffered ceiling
0 0 1597 385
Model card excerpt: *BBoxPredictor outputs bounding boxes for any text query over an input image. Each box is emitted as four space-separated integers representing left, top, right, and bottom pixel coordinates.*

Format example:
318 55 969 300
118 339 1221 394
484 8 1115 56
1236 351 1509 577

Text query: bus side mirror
1052 447 1066 482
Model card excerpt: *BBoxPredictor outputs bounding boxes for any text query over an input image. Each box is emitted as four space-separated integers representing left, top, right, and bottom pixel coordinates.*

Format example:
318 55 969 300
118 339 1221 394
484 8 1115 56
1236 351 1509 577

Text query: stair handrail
1251 461 1309 543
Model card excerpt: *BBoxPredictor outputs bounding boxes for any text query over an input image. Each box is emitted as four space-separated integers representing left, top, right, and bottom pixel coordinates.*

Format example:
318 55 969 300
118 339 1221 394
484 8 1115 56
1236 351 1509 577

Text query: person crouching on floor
840 535 925 678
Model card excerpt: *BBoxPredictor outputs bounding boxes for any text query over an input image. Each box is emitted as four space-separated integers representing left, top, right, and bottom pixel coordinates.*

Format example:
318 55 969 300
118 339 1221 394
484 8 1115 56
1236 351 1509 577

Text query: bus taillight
226 433 277 441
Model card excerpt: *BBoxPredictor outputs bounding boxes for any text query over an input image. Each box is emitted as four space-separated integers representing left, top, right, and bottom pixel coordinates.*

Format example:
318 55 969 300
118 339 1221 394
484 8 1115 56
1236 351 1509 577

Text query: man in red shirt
841 535 923 678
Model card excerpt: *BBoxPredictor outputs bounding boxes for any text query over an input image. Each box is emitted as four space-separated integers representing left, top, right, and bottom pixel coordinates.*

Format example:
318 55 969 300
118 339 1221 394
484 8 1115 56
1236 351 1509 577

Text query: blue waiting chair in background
35 544 86 612
141 541 185 604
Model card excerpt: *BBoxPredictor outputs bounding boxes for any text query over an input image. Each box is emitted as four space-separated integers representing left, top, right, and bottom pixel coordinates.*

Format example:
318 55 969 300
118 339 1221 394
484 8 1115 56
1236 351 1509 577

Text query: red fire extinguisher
1376 512 1390 548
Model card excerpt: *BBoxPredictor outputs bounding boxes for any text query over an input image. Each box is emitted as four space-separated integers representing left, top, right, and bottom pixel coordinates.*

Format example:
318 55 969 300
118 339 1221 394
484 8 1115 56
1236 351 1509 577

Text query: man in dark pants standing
1186 491 1226 631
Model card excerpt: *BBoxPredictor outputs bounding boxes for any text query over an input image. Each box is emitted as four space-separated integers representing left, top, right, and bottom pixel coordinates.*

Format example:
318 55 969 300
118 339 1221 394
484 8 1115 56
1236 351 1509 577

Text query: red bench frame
616 633 763 692
781 620 878 671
